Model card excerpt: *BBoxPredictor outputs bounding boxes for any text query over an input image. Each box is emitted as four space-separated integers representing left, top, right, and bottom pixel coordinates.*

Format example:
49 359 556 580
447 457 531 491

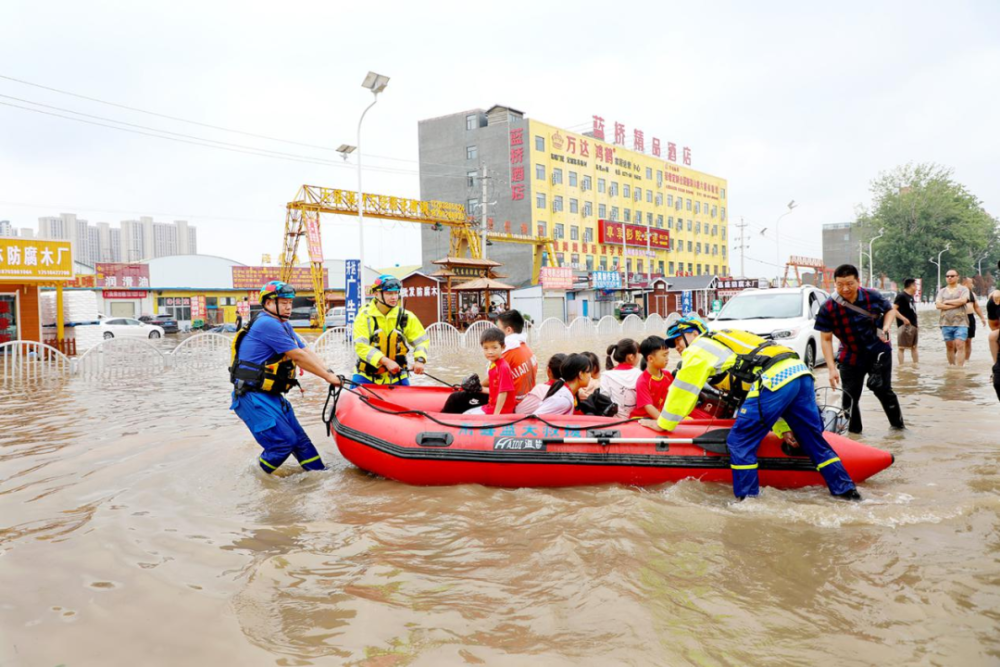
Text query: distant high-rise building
38 213 197 263
822 222 861 270
18 228 33 239
0 220 14 237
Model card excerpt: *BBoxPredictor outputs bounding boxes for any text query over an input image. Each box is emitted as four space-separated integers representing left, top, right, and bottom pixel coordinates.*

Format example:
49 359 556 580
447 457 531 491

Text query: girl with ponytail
536 354 593 416
600 338 641 416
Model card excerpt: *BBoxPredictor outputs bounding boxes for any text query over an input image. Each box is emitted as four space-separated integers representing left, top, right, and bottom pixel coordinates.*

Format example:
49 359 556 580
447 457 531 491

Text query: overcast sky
2 1 997 279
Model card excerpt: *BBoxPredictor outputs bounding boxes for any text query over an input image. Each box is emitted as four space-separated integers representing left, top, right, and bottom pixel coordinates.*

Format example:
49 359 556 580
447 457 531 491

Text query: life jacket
229 314 299 396
357 306 411 377
700 329 801 411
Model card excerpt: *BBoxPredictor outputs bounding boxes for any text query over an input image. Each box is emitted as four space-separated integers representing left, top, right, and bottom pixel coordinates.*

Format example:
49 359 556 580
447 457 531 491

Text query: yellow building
527 119 728 279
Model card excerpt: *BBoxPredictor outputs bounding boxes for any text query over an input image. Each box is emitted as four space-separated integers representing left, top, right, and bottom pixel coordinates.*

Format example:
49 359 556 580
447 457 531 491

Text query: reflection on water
1 319 999 666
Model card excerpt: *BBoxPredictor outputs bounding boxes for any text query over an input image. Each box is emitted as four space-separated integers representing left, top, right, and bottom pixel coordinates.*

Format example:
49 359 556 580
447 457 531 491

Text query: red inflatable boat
327 385 894 489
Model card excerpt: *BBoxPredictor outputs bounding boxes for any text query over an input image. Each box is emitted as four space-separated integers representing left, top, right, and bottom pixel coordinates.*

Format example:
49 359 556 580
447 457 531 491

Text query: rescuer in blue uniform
230 281 342 473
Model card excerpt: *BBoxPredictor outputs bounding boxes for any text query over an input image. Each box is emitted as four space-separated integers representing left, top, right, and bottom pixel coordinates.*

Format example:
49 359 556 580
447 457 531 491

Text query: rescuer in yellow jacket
352 274 429 385
640 315 860 501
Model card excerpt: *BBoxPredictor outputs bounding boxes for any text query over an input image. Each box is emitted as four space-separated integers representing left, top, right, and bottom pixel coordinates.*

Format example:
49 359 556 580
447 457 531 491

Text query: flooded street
2 318 999 666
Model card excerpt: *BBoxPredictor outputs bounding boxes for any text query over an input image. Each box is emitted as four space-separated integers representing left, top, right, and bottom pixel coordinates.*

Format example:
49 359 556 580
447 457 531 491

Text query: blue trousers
726 374 856 498
231 391 325 473
351 373 410 386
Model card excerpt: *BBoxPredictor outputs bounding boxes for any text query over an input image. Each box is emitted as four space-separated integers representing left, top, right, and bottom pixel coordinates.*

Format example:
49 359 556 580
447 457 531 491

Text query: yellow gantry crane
279 185 559 329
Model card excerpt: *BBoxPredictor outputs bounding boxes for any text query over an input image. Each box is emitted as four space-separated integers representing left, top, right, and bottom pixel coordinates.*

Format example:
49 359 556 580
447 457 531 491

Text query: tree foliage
856 163 999 292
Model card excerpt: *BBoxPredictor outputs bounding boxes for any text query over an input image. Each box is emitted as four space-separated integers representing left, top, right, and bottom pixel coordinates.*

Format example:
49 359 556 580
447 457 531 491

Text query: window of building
623 184 630 199
552 168 563 184
687 241 693 252
722 247 727 258
634 187 641 201
626 258 633 273
582 175 592 191
597 178 606 193
584 227 593 243
657 170 663 186
624 209 631 222
712 205 717 217
586 255 594 271
676 198 683 211
646 167 652 179
687 219 693 232
553 195 564 212
686 198 692 211
583 201 592 217
467 198 479 213
697 263 702 274
570 199 579 214
637 259 643 274
536 193 546 210
721 187 726 199
658 261 664 275
611 206 619 220
668 216 674 229
569 171 578 187
695 201 701 214
688 263 693 273
646 190 653 203
667 194 673 207
466 114 477 130
571 253 580 268
599 203 607 218
722 228 727 240
157 298 191 321
556 252 565 265
570 225 579 240
535 136 545 151
647 212 653 225
696 221 701 234
554 223 565 239
696 242 702 254
467 170 477 188
610 182 619 197
466 145 477 160
656 214 663 228
600 256 608 270
668 261 675 275
721 207 726 221
712 224 718 236
535 164 545 180
537 221 547 237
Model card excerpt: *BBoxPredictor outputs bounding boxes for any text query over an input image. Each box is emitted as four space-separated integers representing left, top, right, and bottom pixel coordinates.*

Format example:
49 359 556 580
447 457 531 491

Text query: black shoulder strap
833 293 878 320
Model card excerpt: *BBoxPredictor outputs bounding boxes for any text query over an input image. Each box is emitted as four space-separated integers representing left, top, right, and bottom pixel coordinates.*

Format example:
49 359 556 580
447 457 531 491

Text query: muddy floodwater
2 317 999 666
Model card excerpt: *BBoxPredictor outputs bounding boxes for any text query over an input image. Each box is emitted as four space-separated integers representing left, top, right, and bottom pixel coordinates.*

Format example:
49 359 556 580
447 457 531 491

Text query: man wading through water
814 264 904 434
229 281 343 473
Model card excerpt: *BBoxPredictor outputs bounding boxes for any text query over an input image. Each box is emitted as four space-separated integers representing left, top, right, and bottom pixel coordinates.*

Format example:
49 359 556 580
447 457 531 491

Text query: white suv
708 286 830 368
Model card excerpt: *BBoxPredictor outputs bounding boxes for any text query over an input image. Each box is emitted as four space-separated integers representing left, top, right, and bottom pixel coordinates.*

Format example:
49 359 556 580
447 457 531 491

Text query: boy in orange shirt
497 310 538 401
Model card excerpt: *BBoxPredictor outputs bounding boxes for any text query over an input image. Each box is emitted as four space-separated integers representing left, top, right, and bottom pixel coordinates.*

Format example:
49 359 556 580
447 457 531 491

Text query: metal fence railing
0 315 677 385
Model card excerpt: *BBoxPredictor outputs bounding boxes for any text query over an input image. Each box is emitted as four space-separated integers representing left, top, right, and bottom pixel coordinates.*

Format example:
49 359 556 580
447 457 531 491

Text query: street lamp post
356 71 390 290
868 227 885 288
929 241 951 295
774 200 797 278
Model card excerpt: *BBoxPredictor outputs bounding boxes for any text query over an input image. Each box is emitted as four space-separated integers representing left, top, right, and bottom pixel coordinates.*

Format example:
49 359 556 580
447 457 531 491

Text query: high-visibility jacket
353 300 429 384
656 329 810 432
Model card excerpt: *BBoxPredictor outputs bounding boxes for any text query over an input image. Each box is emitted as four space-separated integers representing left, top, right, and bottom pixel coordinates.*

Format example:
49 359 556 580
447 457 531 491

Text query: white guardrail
1 315 678 385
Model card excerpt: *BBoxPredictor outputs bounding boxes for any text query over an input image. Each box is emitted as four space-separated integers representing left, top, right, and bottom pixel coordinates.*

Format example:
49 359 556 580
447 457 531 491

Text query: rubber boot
835 489 862 501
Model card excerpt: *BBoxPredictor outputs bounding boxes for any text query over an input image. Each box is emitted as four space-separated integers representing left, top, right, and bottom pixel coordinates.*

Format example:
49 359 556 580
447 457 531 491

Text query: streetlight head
362 71 390 94
787 200 797 210
336 144 356 154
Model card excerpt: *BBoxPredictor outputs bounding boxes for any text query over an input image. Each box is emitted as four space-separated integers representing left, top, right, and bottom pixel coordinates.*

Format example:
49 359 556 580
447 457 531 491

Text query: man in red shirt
498 310 538 401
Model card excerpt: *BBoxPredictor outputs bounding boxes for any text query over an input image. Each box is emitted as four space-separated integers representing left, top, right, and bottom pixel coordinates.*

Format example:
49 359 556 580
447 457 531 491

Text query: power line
0 72 479 176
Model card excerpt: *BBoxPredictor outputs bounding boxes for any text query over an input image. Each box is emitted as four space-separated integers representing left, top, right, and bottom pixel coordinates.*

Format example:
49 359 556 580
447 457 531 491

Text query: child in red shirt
630 335 673 419
476 327 516 415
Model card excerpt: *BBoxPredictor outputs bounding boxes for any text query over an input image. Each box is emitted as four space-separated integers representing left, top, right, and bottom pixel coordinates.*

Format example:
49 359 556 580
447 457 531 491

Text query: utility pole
480 163 489 260
733 217 749 277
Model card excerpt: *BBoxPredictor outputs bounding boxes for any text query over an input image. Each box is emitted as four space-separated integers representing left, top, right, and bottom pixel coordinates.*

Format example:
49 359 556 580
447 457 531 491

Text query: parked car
139 313 180 334
708 286 830 368
100 317 166 340
288 307 314 329
325 306 347 327
615 301 642 320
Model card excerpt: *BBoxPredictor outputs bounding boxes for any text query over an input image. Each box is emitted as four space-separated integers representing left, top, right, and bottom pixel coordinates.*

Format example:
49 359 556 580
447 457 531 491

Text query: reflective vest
353 300 429 384
229 315 298 396
656 329 809 431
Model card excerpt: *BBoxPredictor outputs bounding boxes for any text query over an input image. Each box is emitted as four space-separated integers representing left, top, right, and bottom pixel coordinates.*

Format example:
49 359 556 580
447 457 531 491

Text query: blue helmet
665 315 707 348
370 274 402 294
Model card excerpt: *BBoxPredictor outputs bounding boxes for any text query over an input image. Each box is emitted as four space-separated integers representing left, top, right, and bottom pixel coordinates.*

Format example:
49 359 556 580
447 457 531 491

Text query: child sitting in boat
516 353 566 414
578 351 602 401
536 354 593 416
630 335 674 419
600 339 642 416
442 328 516 415
497 310 537 402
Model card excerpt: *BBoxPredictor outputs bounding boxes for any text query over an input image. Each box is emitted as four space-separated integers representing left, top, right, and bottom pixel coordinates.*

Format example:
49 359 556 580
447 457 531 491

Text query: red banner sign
597 219 671 250
103 290 146 299
540 267 573 290
305 213 324 263
191 295 206 320
96 263 150 289
231 266 328 291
